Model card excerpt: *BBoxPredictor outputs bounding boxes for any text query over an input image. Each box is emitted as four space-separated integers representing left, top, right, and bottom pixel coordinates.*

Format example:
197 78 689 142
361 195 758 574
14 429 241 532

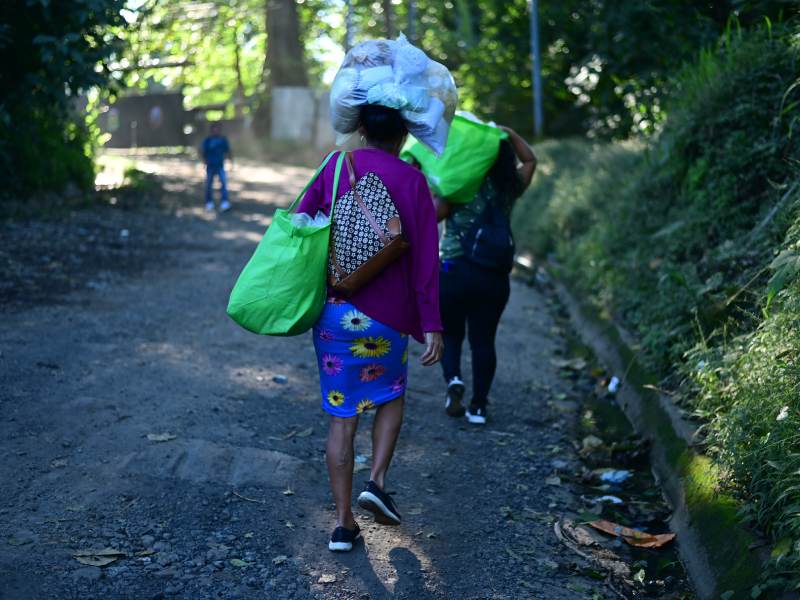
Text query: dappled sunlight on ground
213 228 266 244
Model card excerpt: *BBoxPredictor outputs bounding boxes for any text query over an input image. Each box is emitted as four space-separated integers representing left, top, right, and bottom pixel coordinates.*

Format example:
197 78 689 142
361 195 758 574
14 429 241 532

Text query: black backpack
460 197 515 273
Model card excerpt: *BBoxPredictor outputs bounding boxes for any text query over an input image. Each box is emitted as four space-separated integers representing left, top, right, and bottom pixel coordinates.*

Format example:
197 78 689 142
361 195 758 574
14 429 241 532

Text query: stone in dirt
115 438 309 488
72 566 103 581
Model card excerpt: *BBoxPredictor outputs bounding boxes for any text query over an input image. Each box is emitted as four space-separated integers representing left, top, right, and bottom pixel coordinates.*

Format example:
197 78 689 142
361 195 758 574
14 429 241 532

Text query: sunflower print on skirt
327 390 346 407
350 336 391 358
312 299 409 418
357 399 376 414
341 309 372 332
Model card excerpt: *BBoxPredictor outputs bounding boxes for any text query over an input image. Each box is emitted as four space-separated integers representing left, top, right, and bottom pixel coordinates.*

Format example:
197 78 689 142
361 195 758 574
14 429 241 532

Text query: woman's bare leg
326 415 359 529
370 396 405 489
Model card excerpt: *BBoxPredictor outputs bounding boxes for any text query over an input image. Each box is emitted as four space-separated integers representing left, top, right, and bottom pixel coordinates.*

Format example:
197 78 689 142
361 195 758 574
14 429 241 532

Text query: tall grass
514 26 800 594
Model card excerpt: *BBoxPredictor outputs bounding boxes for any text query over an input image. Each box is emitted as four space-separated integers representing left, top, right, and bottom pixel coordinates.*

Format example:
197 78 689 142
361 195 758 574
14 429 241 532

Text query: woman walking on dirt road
437 126 536 425
297 37 455 552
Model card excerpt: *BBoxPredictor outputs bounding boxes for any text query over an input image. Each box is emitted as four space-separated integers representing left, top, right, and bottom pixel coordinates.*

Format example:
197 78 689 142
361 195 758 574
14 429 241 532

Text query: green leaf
771 537 793 559
767 249 800 303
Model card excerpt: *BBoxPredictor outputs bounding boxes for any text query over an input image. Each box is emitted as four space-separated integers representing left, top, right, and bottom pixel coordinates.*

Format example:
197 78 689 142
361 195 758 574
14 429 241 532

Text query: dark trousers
439 259 511 408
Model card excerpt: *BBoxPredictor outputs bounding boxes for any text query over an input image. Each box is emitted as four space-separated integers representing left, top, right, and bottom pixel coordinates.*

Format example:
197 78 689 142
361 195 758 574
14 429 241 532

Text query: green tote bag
227 151 345 336
400 114 508 204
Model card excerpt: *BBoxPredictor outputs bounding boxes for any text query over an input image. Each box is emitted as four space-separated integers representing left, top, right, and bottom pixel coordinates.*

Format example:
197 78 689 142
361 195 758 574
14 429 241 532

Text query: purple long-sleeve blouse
297 148 442 343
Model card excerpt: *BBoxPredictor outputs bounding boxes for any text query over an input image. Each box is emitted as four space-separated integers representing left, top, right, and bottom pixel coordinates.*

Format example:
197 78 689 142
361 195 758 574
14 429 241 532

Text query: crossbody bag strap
344 152 391 245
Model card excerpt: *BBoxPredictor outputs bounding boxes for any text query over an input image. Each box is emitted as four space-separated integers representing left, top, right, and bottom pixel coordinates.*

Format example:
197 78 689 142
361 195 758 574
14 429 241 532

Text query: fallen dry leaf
74 547 126 567
318 573 336 584
579 435 604 456
295 427 313 438
588 519 676 548
146 433 176 443
353 463 370 473
272 554 288 565
229 558 250 568
545 475 562 486
50 458 68 468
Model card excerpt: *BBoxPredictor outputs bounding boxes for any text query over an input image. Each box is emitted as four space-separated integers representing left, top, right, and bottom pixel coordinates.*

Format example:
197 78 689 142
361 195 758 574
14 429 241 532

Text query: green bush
0 0 124 197
514 26 800 592
517 27 800 374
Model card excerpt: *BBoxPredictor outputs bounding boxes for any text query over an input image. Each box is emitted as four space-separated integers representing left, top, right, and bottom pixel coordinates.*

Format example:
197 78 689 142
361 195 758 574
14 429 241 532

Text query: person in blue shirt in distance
201 122 232 212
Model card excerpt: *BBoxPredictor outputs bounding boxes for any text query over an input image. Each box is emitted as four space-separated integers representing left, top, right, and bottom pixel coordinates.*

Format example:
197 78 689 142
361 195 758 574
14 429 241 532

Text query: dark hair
359 104 408 145
488 139 524 199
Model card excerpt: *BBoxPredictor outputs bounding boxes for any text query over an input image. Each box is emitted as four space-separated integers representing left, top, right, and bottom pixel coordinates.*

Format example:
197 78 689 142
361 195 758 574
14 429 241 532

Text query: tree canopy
1 0 796 196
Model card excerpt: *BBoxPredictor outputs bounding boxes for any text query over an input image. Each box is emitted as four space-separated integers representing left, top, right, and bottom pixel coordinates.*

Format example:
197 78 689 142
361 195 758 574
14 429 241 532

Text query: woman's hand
434 196 452 222
420 332 443 366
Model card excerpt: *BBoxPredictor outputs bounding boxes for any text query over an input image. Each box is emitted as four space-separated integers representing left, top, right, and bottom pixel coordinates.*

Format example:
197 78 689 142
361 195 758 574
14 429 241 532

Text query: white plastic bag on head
329 34 457 155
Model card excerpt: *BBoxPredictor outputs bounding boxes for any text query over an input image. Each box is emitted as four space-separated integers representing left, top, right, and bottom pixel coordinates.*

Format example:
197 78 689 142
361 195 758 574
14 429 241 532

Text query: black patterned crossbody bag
328 153 410 296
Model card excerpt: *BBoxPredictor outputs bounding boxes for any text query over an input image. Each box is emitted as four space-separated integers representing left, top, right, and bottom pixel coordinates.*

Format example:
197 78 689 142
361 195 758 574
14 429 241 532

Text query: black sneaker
357 481 401 526
466 405 487 425
328 523 360 552
445 377 466 417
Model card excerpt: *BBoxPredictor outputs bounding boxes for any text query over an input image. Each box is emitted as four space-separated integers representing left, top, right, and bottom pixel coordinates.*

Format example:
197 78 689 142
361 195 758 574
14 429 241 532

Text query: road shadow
323 543 433 600
390 547 435 600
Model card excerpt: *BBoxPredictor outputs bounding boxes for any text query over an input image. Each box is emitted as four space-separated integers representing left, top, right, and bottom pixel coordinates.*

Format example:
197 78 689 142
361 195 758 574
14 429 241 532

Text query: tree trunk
265 0 308 87
233 27 246 117
382 0 395 39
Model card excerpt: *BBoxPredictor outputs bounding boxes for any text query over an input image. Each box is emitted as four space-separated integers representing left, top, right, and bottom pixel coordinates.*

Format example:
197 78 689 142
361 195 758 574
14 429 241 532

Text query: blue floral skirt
312 299 409 418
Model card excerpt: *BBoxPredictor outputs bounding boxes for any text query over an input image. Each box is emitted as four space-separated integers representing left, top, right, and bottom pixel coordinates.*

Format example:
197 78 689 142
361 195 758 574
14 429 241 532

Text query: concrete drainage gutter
533 265 765 599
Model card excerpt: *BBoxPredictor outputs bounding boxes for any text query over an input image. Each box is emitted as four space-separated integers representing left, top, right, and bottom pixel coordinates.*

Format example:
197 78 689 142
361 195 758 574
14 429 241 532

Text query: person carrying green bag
228 31 454 554
436 124 538 426
226 150 346 336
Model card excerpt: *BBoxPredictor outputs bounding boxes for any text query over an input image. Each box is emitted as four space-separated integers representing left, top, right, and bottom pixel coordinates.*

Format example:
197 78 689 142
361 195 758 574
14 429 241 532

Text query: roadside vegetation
514 24 800 594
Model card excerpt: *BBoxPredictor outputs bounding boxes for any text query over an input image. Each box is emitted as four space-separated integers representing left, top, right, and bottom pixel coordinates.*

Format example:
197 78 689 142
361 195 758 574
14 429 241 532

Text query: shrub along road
0 156 686 599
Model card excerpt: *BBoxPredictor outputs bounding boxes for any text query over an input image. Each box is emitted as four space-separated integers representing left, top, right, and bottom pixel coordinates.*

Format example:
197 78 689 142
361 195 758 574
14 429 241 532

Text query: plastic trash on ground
607 376 621 394
591 495 624 505
329 34 457 156
599 469 632 485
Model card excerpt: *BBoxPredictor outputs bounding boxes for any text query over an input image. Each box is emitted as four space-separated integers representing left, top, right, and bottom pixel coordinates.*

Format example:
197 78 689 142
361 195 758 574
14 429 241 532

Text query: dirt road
1 157 641 599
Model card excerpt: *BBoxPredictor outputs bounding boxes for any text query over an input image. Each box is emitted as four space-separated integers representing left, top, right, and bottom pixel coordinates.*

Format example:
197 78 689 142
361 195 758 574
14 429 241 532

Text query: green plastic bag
227 151 345 336
401 114 508 204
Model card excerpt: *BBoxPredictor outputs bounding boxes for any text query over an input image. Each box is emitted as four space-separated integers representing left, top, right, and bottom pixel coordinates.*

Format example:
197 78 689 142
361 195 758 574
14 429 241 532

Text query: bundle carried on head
330 34 458 156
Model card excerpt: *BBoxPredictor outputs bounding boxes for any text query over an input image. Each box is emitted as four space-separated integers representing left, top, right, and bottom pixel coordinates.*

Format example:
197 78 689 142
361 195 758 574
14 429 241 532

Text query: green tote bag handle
287 150 341 213
226 151 346 336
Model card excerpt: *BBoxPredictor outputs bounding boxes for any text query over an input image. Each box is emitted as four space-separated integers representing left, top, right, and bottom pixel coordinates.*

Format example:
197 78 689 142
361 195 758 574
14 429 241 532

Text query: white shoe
219 200 232 212
445 377 466 417
466 406 487 425
205 202 215 212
